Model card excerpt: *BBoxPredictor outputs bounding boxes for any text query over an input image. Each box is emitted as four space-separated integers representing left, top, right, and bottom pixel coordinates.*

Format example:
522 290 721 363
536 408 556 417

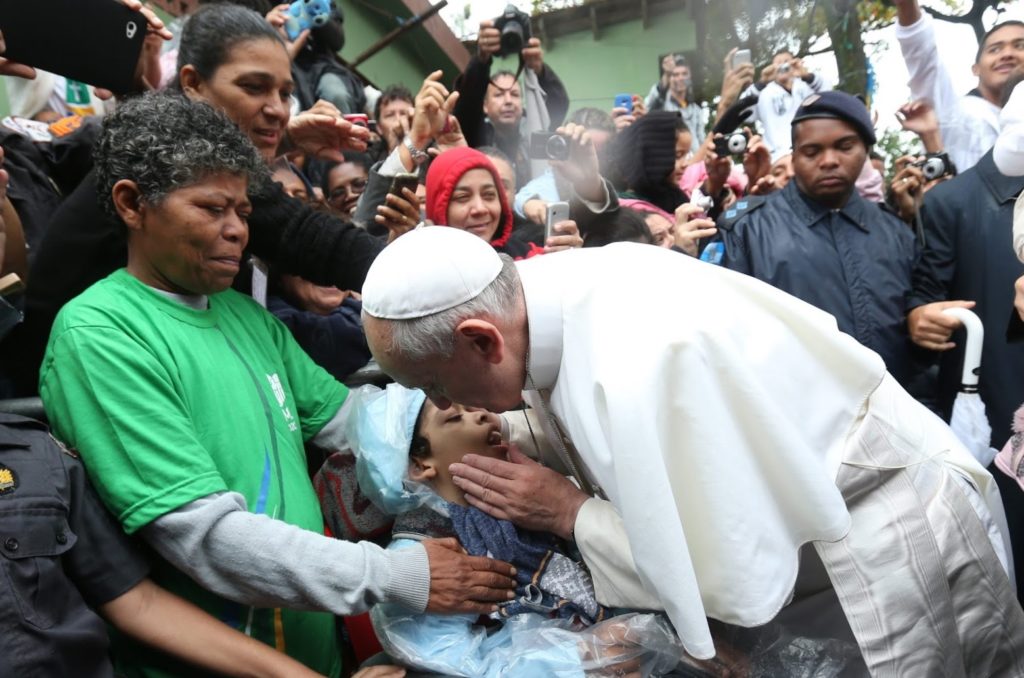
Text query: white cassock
514 243 1024 674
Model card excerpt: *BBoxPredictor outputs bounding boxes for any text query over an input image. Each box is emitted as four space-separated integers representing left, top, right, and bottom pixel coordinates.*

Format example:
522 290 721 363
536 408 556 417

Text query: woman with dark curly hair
39 93 515 678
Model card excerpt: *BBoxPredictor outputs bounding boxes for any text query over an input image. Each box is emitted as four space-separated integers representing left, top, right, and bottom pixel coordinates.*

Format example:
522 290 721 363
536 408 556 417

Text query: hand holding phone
545 201 570 240
730 48 752 71
613 94 633 114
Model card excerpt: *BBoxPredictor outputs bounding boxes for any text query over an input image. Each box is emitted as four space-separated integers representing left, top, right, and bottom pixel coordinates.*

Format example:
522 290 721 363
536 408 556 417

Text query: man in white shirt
360 226 1024 674
895 0 1024 171
738 50 829 156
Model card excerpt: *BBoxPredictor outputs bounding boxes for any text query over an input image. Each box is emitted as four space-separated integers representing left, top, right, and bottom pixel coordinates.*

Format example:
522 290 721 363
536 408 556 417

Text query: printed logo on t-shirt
266 373 298 432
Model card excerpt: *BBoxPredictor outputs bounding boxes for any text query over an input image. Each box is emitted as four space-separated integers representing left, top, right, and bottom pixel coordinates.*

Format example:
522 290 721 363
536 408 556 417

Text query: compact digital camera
285 0 332 41
713 130 748 157
529 132 570 162
494 4 532 58
912 152 956 181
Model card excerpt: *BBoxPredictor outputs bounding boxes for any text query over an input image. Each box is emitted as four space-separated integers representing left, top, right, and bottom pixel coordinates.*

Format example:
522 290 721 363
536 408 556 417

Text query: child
347 384 684 677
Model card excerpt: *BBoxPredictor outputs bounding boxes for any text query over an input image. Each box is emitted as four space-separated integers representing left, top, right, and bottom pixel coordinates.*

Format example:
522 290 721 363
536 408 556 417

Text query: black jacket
911 151 1024 447
720 181 921 386
0 413 149 678
453 56 569 190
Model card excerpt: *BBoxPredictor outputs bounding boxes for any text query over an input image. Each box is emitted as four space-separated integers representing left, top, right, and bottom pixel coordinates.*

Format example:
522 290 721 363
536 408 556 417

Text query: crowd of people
3 0 1024 675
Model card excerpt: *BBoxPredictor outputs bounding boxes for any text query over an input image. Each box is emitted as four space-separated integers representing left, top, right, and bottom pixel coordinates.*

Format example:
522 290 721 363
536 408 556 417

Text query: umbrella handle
942 307 984 388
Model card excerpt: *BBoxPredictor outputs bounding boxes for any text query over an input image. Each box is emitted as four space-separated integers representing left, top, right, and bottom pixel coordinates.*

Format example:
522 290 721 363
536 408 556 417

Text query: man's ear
409 457 437 482
455 319 505 365
972 62 981 79
111 180 145 232
179 64 202 97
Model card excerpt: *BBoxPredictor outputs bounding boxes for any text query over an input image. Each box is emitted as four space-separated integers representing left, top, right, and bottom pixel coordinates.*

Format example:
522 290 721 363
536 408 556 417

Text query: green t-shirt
40 269 348 677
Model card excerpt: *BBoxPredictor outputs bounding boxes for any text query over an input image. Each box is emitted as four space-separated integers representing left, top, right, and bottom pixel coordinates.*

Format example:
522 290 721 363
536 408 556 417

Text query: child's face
410 402 507 503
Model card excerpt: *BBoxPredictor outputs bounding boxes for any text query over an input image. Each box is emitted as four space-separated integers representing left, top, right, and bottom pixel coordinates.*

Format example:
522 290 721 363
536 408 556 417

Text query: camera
912 152 956 181
776 62 792 75
494 4 532 58
713 131 748 157
529 132 570 162
284 0 331 41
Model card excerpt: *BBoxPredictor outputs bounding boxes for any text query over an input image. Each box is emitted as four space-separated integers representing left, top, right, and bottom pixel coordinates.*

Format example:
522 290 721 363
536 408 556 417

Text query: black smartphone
388 173 419 199
0 0 148 93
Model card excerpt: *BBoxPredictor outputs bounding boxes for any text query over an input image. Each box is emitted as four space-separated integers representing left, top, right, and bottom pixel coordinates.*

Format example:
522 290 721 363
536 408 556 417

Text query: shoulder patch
0 465 18 496
717 195 768 232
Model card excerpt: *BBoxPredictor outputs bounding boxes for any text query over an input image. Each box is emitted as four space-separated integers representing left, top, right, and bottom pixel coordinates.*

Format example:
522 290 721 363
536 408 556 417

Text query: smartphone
343 113 369 128
545 202 570 240
731 48 752 70
0 0 148 93
613 93 633 114
388 173 419 199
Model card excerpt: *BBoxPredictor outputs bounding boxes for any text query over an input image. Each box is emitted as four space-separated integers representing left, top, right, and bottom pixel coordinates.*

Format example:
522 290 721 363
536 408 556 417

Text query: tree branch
922 6 974 25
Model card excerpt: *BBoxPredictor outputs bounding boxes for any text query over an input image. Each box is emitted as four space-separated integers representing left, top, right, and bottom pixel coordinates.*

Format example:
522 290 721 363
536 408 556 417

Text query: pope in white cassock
360 226 1024 676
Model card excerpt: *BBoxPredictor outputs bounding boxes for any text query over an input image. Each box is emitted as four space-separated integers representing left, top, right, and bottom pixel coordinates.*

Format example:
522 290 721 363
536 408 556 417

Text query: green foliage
875 127 922 183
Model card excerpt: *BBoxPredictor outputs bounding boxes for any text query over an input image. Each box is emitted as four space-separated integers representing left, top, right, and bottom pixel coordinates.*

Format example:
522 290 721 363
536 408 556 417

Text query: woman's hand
741 132 771 187
672 203 717 257
266 4 310 61
287 100 370 161
376 187 421 243
545 219 583 253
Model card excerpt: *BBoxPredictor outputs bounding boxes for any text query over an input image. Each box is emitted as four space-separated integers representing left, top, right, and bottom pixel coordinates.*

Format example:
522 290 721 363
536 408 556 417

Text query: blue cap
791 90 876 146
346 384 446 515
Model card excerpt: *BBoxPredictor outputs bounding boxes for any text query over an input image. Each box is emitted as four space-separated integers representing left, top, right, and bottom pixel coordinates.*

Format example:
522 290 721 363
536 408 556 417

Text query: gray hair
385 255 521 361
94 92 269 220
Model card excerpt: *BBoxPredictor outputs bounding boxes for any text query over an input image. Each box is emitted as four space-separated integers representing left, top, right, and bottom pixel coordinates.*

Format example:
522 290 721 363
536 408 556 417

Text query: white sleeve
573 498 664 610
895 13 964 127
995 81 1024 176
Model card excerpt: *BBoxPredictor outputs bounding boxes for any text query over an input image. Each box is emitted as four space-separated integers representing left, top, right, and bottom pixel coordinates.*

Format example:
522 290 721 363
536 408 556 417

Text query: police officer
0 412 331 677
716 91 923 391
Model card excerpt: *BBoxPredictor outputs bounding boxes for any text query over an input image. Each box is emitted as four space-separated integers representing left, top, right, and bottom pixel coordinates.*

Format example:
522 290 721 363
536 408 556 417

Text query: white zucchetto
362 226 502 320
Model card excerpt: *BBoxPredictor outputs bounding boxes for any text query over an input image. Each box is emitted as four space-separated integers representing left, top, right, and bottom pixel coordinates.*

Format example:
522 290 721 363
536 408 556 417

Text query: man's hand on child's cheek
449 445 590 540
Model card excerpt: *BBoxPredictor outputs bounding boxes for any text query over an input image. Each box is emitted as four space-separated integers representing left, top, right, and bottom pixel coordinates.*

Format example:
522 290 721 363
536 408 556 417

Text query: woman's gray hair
94 92 268 219
386 254 521 361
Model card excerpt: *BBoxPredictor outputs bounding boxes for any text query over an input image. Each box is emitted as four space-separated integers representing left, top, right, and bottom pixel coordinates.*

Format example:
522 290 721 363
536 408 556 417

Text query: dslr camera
713 130 748 157
494 4 532 58
911 152 956 181
284 0 331 41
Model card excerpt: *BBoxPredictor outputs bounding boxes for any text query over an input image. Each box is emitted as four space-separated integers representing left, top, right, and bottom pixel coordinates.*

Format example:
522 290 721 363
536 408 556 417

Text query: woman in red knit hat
424 146 582 258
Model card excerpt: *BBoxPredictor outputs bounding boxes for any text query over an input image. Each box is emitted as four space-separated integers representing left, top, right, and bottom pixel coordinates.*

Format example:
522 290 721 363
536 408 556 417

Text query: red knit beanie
425 147 514 248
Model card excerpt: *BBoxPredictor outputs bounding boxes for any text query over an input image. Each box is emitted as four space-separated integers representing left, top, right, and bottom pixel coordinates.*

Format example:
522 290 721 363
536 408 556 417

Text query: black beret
791 90 876 146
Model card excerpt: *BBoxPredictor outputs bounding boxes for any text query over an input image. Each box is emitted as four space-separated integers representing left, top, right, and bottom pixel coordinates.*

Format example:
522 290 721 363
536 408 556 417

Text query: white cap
362 226 502 320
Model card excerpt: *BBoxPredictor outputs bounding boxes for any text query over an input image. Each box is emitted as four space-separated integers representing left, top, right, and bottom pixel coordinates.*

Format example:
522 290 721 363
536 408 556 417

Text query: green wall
338 0 463 92
525 12 697 110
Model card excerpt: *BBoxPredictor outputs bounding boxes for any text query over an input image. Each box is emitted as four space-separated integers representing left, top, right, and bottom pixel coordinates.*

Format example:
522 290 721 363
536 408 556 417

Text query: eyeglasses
327 178 368 205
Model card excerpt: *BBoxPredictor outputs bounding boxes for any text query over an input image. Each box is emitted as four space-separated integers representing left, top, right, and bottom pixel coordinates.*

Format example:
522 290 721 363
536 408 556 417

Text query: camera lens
500 23 525 55
922 157 944 181
727 133 748 155
546 135 569 162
